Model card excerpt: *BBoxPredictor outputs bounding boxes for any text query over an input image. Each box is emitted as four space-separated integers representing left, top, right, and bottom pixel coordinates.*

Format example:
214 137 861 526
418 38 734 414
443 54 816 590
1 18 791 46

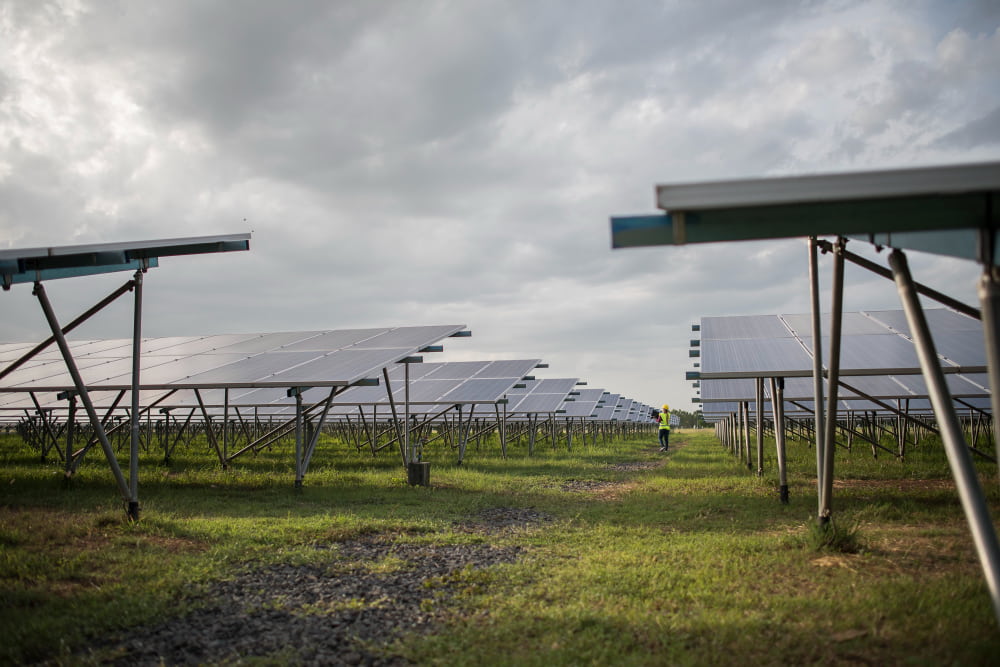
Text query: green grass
1 427 999 664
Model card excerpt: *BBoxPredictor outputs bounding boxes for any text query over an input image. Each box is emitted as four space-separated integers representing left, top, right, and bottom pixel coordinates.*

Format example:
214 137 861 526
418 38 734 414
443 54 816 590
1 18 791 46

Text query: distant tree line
647 407 706 428
672 408 706 429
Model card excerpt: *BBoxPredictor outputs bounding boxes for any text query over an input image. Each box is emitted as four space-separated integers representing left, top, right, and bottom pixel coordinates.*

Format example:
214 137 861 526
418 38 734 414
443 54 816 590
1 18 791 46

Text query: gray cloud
0 0 997 409
934 105 1000 149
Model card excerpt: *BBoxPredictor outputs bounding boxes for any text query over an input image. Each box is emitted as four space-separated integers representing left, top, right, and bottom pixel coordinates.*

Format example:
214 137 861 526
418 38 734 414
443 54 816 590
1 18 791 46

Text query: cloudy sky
2 0 999 411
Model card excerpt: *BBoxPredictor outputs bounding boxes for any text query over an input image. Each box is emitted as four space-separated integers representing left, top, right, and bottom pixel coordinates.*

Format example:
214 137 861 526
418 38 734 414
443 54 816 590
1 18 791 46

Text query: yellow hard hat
662 404 669 410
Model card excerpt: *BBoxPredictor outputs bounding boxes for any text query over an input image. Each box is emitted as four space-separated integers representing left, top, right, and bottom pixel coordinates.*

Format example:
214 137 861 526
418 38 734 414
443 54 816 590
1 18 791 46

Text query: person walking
657 404 671 452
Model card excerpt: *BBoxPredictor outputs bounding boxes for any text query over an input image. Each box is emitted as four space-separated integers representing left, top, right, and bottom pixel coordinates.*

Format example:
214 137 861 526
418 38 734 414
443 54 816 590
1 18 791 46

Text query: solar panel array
0 326 468 392
0 329 655 423
693 308 989 419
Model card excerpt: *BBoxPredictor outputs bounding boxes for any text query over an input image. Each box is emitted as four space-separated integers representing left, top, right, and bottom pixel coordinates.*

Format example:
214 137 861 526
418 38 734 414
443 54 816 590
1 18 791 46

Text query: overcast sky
2 0 999 412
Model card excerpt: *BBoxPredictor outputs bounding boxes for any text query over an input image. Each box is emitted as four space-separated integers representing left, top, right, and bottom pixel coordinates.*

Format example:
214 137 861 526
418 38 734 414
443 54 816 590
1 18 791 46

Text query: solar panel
701 338 813 376
0 325 468 392
865 308 981 337
209 332 327 354
534 378 580 393
509 393 568 413
505 378 578 414
441 378 521 402
702 315 793 340
277 329 389 352
421 361 492 380
1 234 251 292
560 388 603 417
351 325 464 349
696 309 989 417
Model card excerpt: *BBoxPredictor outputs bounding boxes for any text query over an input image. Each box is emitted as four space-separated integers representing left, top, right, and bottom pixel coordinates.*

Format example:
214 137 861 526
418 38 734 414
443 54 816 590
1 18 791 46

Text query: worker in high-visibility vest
657 403 671 452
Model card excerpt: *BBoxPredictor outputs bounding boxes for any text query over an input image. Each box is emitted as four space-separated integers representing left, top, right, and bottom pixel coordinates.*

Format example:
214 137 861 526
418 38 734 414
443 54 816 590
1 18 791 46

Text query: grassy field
1 426 999 665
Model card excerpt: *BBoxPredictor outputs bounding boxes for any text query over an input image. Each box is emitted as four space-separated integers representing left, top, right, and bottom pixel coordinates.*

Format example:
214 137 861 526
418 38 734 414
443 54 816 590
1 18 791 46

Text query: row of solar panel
692 308 988 418
0 326 654 422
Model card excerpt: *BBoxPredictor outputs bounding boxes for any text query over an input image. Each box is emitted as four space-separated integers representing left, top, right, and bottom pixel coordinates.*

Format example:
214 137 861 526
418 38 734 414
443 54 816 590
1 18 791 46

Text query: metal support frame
72 390 126 470
978 267 1000 474
821 240 981 320
836 379 938 437
457 404 476 464
194 388 225 468
494 401 508 459
382 368 406 465
0 279 136 382
890 248 1000 624
32 282 131 505
29 393 61 462
298 386 342 481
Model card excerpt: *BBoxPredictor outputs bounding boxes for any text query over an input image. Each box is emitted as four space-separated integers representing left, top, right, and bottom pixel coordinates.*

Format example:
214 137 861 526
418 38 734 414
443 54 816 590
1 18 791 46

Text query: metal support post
755 377 764 476
405 360 411 463
528 414 537 456
128 268 143 521
499 400 508 459
223 387 230 463
770 377 789 503
741 401 751 469
65 394 77 476
808 237 826 518
820 238 846 525
294 392 304 489
891 248 1000 625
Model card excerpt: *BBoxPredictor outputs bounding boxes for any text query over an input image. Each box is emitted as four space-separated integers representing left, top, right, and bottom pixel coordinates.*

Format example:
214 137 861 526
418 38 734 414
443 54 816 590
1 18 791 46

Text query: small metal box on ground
407 461 430 486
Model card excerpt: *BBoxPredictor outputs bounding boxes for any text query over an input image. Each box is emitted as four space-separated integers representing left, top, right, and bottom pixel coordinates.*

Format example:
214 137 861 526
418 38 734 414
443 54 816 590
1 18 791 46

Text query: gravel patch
605 461 664 472
560 479 618 493
453 506 555 533
85 537 521 666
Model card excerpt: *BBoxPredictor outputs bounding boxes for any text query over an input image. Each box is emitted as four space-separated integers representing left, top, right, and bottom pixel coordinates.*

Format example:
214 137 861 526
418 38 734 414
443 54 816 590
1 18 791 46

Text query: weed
804 516 863 553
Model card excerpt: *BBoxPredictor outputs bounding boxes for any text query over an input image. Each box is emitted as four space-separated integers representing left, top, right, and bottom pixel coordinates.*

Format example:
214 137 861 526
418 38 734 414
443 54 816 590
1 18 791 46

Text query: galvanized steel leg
294 392 303 489
404 360 411 463
808 237 826 517
128 269 143 521
891 248 1000 625
528 415 537 456
755 377 764 476
770 377 789 503
223 388 229 463
65 394 77 475
500 400 508 459
741 401 751 469
819 238 846 526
